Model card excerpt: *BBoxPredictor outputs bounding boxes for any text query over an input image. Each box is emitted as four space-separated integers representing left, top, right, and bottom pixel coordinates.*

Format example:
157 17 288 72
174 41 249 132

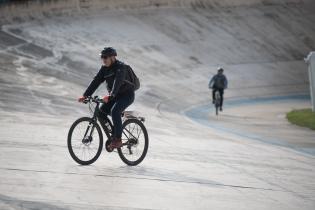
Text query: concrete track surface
0 0 315 209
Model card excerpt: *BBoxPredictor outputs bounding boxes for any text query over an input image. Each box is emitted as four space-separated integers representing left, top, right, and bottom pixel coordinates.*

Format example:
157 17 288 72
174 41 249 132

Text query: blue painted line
184 94 315 156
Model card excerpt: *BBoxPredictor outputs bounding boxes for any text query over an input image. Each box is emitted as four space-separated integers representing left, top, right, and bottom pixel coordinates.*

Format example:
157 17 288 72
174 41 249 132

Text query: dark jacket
83 60 134 98
208 73 228 89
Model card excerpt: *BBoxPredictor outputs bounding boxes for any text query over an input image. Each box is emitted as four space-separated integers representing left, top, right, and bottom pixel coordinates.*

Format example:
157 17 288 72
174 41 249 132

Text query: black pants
99 91 135 139
212 88 224 107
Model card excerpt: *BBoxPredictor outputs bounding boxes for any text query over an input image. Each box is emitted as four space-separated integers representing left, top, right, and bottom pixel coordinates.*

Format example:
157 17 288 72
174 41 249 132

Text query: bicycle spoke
129 123 136 137
136 127 142 139
87 147 93 159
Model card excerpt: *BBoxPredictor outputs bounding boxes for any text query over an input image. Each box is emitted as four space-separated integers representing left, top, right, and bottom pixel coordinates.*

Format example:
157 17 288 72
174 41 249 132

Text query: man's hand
103 95 112 103
78 96 87 103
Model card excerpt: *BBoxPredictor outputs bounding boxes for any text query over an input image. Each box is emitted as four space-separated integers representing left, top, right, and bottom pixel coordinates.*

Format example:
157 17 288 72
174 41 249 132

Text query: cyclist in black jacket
208 67 228 111
78 47 135 150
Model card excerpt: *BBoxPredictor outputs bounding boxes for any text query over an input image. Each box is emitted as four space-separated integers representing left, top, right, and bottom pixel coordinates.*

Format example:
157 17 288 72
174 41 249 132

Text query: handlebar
83 96 103 104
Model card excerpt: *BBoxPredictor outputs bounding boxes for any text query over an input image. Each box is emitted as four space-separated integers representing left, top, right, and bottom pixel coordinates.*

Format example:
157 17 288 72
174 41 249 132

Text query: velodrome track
0 0 315 209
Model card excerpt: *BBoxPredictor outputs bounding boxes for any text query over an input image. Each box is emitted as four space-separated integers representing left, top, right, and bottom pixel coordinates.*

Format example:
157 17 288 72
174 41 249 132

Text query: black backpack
215 75 225 89
124 65 140 91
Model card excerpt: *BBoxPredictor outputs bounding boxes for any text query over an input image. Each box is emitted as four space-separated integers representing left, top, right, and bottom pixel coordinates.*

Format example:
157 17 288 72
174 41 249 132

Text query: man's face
102 56 114 67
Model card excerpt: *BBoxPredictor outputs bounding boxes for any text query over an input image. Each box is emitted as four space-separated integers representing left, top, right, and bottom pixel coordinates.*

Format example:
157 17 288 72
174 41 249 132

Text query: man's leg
110 92 135 148
212 89 216 104
219 89 224 109
98 100 114 119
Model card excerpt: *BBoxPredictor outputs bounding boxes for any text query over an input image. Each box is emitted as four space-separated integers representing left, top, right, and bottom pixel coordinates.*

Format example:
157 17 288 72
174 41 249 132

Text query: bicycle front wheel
67 117 103 165
117 119 149 166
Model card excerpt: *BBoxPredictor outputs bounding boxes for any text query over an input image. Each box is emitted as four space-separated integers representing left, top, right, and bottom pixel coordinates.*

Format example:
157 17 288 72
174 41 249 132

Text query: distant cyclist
78 47 138 150
208 67 228 111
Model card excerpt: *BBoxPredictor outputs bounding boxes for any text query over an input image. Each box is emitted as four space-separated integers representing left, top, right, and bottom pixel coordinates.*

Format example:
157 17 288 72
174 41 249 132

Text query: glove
103 95 112 103
78 96 87 103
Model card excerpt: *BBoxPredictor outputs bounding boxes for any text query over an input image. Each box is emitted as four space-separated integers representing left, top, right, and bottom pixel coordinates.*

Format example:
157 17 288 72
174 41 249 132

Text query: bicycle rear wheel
117 119 149 166
67 117 103 165
215 92 221 116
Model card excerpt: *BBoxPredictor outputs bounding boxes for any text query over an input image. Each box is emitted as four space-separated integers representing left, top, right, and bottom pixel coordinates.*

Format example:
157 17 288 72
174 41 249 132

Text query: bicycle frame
83 97 139 142
93 102 113 139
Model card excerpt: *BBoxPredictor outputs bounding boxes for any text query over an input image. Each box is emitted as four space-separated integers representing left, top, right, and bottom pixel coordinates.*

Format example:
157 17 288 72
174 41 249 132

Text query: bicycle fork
82 121 96 144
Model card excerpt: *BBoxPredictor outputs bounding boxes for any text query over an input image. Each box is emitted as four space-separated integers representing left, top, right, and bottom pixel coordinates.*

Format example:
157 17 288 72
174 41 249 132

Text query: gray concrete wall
0 0 314 115
0 0 311 23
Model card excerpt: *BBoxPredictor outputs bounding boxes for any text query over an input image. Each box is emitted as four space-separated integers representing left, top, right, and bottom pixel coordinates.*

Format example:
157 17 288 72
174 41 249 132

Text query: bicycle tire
117 118 149 166
67 117 103 165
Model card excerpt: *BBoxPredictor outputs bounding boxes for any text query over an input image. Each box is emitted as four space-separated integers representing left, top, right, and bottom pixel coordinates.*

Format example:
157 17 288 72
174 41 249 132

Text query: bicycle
67 96 149 166
214 90 221 116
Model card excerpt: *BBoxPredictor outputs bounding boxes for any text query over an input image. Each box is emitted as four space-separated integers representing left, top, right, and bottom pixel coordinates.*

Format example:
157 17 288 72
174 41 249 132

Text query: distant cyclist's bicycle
67 96 149 166
214 91 221 116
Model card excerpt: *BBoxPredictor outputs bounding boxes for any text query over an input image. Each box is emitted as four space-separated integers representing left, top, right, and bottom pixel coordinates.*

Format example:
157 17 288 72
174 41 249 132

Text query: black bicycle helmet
100 47 117 57
217 67 224 72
